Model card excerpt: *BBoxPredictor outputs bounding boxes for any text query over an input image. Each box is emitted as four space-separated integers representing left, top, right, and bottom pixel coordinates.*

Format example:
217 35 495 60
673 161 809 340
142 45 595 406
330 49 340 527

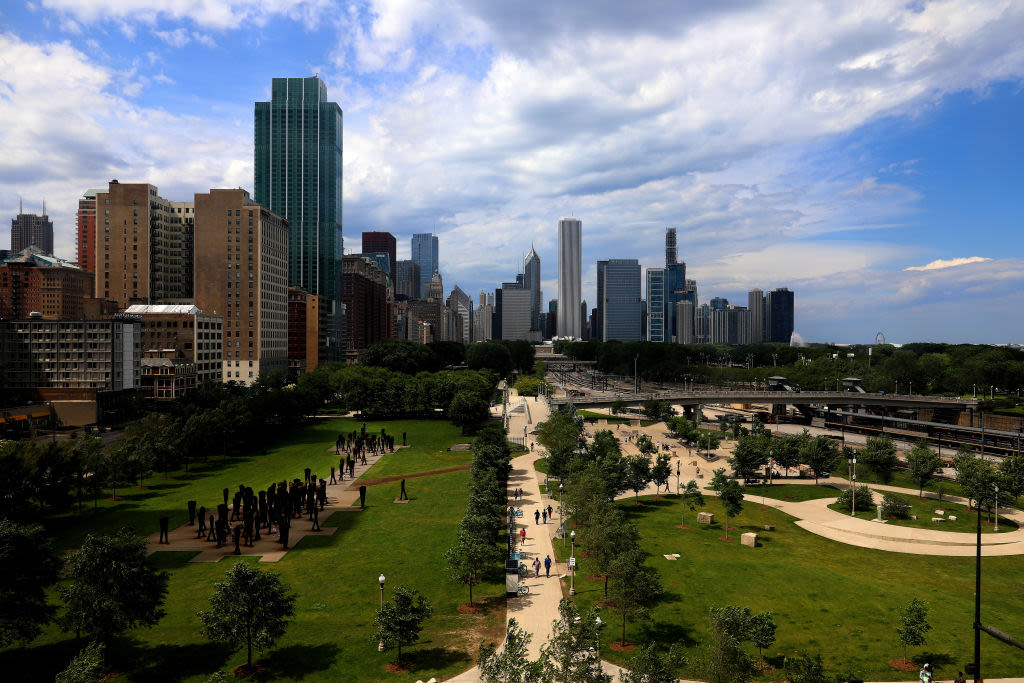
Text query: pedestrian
954 673 966 683
520 527 526 545
547 504 553 520
534 509 540 525
533 557 541 578
542 509 547 524
544 555 551 578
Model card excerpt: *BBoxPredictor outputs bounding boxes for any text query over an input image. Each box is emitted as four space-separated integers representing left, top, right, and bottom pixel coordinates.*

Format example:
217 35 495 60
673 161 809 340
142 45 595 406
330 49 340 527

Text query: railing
550 390 977 406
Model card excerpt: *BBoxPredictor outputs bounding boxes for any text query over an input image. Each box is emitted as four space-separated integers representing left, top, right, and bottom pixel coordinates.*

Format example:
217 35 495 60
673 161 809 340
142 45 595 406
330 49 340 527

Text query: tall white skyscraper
557 218 582 338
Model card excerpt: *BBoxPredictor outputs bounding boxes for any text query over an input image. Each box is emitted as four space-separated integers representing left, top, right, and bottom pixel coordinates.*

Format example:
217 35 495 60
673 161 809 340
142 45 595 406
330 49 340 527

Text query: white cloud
40 0 333 30
154 28 190 47
904 256 992 271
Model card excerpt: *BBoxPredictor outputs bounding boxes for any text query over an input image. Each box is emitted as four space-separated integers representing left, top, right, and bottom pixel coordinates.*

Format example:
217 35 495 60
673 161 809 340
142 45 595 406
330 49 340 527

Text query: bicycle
513 508 524 518
517 563 529 578
517 584 530 596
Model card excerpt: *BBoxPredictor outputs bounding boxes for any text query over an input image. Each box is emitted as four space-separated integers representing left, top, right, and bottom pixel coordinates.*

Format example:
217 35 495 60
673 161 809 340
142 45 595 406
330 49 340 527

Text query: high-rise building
254 76 344 360
695 303 710 344
665 227 677 265
646 267 667 342
0 248 94 320
341 254 389 353
361 232 396 279
748 288 765 343
500 286 535 341
395 260 421 299
473 292 494 342
11 200 54 255
597 259 641 341
287 286 328 380
123 304 224 385
76 190 103 273
411 233 439 297
556 218 581 338
676 300 695 344
192 188 290 385
710 305 751 345
425 271 443 301
446 285 473 344
94 181 191 309
766 287 795 344
524 246 542 333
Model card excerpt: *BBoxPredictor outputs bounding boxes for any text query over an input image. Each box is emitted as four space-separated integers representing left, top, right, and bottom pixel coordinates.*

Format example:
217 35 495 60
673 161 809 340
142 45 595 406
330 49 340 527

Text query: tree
30 441 78 513
862 436 898 484
954 447 999 513
799 435 839 485
538 599 611 683
67 433 103 512
589 505 640 599
0 520 61 646
642 399 673 423
710 470 744 540
198 562 296 669
611 399 627 415
58 527 169 648
635 434 656 457
771 434 801 478
783 651 830 683
372 584 433 665
55 641 105 683
679 480 705 527
478 618 543 683
650 453 672 494
449 390 491 434
729 433 769 484
619 643 685 683
998 452 1024 503
445 525 503 606
690 614 756 683
624 454 652 501
607 546 662 646
698 431 722 459
586 431 628 497
0 441 35 521
895 598 930 665
906 440 942 497
748 611 776 661
537 405 585 479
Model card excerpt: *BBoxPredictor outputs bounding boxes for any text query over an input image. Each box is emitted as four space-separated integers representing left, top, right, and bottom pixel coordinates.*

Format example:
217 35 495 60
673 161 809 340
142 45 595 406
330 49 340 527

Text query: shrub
881 493 912 519
835 484 875 512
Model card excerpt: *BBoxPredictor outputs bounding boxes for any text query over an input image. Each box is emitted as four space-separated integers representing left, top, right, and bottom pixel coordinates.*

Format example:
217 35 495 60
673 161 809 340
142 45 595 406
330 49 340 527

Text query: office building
425 271 443 301
676 300 695 344
545 300 557 339
0 248 94 320
254 76 344 360
76 189 103 273
710 297 729 311
748 288 765 343
500 285 535 341
139 349 197 401
94 181 192 309
556 218 581 338
646 267 667 343
341 254 389 353
123 304 224 385
664 229 686 342
192 188 289 385
361 232 396 279
597 259 641 341
473 292 494 342
446 284 473 344
411 233 439 297
11 200 54 255
665 227 677 265
395 259 421 299
695 303 710 344
287 287 328 380
524 246 541 333
766 287 795 344
710 305 751 345
406 298 440 343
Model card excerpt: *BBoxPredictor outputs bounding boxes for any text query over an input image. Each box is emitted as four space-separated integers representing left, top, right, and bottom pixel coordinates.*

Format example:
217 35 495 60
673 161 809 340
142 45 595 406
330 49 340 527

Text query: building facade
341 254 389 353
287 286 328 380
76 189 102 273
766 287 795 344
0 249 94 320
192 188 289 385
140 349 197 400
11 202 54 255
500 286 535 341
123 304 223 385
254 76 344 360
411 233 438 297
556 218 582 338
748 288 765 344
676 300 695 344
646 267 666 343
523 246 542 333
447 285 473 344
597 259 641 341
710 305 751 345
361 232 396 279
395 259 421 299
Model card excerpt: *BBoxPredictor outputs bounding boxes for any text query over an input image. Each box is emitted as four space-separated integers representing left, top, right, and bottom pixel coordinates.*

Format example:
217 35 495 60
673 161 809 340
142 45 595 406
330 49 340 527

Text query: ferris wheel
875 331 885 345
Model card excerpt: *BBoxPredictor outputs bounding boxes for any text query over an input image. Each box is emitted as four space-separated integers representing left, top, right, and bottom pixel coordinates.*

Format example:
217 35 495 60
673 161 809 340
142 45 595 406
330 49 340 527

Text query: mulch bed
587 574 606 582
385 661 413 674
457 603 483 613
609 642 636 652
232 663 266 677
676 524 692 530
718 536 736 542
888 658 918 672
350 465 471 488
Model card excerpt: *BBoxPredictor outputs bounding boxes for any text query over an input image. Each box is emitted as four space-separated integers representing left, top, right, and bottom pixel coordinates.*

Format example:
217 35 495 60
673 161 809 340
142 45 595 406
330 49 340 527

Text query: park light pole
559 482 564 547
848 452 857 516
570 530 576 595
676 458 680 494
995 484 1000 532
595 614 603 660
378 574 386 651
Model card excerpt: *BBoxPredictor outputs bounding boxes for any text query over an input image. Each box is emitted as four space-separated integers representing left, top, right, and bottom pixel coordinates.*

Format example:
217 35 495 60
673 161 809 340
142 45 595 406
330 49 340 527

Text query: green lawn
833 464 965 499
355 419 474 479
829 490 1018 534
3 420 505 682
559 495 1024 681
750 483 842 502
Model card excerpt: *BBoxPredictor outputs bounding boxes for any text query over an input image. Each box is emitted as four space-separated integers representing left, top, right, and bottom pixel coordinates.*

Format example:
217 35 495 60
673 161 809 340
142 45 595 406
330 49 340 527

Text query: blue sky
1 1 1022 344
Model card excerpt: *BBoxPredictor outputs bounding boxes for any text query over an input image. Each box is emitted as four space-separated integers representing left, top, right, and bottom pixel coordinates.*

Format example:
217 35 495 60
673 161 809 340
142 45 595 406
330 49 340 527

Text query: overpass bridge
546 390 977 412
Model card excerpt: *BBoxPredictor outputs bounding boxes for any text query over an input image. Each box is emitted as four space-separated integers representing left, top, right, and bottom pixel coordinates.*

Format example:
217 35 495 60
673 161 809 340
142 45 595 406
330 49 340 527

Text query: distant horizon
1 2 1022 343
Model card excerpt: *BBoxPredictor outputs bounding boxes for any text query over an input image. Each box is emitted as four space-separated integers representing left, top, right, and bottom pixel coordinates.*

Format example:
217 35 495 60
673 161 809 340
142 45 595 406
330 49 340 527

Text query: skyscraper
597 259 641 341
646 267 666 342
557 218 581 338
747 288 765 343
665 227 677 265
523 246 541 333
361 231 396 279
11 200 54 255
254 76 344 359
395 259 420 299
411 233 439 297
76 190 103 273
766 287 795 343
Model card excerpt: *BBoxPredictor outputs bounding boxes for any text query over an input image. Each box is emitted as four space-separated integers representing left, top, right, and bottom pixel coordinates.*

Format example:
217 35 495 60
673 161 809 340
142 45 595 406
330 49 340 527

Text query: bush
513 376 551 397
835 484 875 512
881 493 912 519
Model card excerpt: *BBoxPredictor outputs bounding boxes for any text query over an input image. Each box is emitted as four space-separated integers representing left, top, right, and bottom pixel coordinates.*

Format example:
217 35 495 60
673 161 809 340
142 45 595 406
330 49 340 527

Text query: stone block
741 532 758 547
949 515 957 521
910 515 917 520
763 524 775 531
697 511 715 525
932 517 945 522
935 509 945 515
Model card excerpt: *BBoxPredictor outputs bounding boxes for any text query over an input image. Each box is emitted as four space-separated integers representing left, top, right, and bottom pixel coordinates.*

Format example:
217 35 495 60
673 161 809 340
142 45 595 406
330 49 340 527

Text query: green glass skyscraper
255 76 344 359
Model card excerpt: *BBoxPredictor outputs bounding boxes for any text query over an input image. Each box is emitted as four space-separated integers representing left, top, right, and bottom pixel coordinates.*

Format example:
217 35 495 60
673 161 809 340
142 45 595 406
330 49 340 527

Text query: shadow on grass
917 650 955 671
116 640 230 682
636 620 698 648
403 645 471 675
254 643 340 681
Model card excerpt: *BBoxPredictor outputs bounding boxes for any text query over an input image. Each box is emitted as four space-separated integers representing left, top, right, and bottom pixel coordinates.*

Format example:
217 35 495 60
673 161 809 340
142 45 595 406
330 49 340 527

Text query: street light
595 614 604 660
559 482 565 546
570 530 576 595
675 458 681 494
378 573 386 651
848 453 857 516
995 484 1000 532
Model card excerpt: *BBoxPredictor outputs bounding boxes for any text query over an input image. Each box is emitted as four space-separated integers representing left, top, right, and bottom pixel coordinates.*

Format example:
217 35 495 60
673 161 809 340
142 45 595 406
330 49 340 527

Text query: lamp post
675 458 681 494
377 574 386 651
559 482 564 547
848 453 857 516
595 614 603 660
634 354 639 395
570 530 576 595
995 484 1000 532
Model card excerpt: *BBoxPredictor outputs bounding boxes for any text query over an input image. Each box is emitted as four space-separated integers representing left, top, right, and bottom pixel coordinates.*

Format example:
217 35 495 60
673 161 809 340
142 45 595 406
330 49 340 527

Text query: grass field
354 419 473 479
833 464 965 499
558 495 1024 681
2 418 504 682
749 483 843 502
828 489 1018 534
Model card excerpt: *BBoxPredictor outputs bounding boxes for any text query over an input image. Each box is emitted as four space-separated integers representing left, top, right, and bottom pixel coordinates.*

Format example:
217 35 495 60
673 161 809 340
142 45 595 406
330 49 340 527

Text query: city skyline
0 2 1022 343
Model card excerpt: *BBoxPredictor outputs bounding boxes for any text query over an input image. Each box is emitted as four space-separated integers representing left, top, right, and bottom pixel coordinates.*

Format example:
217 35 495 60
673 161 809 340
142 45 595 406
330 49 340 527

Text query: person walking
533 557 541 578
547 504 553 520
534 509 541 525
520 527 526 546
542 509 547 524
544 555 552 578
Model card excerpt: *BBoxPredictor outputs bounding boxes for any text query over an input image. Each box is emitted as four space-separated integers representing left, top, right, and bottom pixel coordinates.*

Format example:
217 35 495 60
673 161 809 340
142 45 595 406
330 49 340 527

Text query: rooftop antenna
42 199 46 216
19 197 23 215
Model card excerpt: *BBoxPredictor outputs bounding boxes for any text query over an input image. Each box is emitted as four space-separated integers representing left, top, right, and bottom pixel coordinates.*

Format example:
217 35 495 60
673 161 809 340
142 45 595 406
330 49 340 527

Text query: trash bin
505 559 520 595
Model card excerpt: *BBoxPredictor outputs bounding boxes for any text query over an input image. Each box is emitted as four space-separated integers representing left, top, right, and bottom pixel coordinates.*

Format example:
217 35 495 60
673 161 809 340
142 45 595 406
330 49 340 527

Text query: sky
0 0 1022 344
